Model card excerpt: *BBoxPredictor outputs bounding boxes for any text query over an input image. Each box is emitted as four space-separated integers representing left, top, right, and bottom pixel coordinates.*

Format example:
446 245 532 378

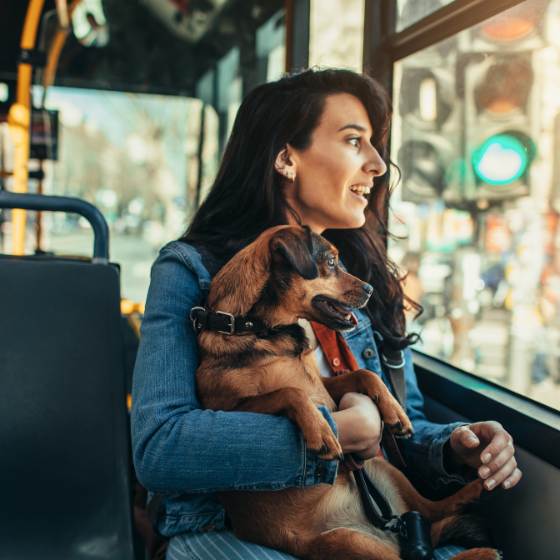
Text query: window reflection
256 10 286 82
396 0 456 31
390 0 560 410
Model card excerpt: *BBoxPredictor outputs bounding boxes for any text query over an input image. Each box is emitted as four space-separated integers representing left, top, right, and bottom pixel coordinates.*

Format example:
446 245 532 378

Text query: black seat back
0 192 135 560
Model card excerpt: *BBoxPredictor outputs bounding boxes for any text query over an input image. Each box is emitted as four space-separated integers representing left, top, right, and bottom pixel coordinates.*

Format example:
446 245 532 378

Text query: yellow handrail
8 0 45 255
43 0 82 97
34 0 82 251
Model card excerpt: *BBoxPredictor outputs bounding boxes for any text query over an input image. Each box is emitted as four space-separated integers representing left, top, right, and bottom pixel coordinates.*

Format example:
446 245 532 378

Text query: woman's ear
274 145 297 182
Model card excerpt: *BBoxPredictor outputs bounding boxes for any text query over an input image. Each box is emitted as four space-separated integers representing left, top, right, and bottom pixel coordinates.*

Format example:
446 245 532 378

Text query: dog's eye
327 257 336 268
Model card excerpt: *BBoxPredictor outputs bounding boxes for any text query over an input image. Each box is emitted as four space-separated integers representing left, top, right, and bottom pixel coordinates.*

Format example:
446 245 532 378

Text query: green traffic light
472 133 531 186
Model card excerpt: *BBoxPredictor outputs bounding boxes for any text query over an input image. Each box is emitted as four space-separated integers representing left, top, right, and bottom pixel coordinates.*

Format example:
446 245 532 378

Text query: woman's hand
449 421 522 491
332 392 382 460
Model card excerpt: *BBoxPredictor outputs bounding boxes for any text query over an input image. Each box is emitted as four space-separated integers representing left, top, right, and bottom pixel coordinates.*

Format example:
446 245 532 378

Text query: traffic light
396 62 463 204
460 51 538 203
459 2 547 204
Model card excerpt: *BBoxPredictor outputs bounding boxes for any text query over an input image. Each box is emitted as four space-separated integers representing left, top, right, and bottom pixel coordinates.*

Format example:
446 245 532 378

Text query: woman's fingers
480 451 518 491
478 439 514 477
502 467 523 490
453 425 480 449
478 426 511 465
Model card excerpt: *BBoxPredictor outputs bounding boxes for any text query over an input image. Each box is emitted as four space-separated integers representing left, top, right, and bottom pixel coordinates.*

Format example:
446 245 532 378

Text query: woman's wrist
332 392 382 458
442 438 476 478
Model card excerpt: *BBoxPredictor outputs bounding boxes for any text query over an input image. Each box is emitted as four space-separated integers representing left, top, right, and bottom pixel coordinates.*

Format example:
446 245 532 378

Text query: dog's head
208 225 373 331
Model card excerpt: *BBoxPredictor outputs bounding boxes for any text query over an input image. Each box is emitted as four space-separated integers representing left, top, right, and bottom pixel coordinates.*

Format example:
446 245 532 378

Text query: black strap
375 342 408 470
352 465 396 529
352 466 433 559
379 345 407 407
189 306 269 336
19 48 47 67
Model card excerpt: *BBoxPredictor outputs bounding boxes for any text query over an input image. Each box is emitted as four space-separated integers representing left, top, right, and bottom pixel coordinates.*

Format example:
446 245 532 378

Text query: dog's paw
387 419 413 438
451 548 503 560
353 370 413 437
379 400 413 438
304 415 343 461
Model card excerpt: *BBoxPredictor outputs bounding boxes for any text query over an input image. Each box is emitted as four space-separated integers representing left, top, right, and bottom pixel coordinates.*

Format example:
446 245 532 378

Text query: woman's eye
348 137 361 148
327 257 336 267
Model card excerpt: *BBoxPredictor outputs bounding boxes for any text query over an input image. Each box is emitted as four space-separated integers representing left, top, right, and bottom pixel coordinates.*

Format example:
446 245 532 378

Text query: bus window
3 87 197 302
389 0 560 411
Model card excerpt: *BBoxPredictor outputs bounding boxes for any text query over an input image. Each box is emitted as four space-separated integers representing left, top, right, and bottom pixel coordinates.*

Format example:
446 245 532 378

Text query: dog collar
189 306 269 336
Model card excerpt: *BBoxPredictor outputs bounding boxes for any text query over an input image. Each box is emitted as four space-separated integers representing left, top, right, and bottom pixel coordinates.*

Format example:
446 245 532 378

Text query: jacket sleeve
398 348 472 487
131 245 338 494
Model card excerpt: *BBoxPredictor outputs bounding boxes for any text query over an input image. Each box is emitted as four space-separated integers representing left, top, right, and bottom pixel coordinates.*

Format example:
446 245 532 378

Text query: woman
131 68 521 560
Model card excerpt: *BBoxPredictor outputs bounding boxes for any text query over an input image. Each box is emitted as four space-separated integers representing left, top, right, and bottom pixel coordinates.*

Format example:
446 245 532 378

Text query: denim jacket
131 240 467 538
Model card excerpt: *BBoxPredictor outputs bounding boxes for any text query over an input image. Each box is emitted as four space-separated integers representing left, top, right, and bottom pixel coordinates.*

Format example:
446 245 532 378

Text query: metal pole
8 0 45 255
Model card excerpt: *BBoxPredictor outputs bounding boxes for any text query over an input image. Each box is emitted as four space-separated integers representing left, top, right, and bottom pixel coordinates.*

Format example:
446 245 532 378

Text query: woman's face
280 93 387 234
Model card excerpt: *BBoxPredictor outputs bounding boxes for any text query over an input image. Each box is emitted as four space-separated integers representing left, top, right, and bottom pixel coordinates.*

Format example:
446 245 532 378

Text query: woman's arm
398 348 472 486
394 349 521 492
131 245 339 494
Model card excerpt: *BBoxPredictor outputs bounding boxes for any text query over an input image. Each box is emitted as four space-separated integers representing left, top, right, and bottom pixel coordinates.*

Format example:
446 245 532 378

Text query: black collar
189 306 270 336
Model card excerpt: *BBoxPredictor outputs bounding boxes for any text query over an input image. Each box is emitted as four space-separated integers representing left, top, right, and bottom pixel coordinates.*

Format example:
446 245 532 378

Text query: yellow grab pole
8 0 45 255
42 0 81 101
34 0 81 251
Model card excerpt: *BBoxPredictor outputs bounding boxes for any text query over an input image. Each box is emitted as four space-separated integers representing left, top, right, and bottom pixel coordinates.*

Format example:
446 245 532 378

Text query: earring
275 166 295 181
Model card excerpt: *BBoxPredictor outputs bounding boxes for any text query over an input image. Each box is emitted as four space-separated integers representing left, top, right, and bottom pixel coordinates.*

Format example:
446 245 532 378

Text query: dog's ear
208 226 291 315
270 227 318 280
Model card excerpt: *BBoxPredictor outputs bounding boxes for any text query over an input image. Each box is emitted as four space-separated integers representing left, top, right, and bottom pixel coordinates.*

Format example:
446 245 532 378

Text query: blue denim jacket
131 240 466 538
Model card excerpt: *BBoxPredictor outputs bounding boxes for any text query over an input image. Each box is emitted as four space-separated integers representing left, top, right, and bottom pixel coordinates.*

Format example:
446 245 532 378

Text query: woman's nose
365 148 387 178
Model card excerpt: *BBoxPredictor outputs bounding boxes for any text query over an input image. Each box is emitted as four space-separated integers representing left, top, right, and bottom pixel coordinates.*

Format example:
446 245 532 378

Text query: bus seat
0 193 136 559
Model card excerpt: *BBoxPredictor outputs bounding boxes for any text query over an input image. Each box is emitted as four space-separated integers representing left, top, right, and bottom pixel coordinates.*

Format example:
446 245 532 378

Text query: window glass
2 87 195 303
309 0 364 71
390 0 560 410
256 10 286 82
199 104 220 205
396 0 456 31
217 47 241 141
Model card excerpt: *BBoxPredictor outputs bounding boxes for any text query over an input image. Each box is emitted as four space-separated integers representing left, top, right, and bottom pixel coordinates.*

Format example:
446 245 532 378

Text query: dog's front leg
322 370 413 437
234 388 343 460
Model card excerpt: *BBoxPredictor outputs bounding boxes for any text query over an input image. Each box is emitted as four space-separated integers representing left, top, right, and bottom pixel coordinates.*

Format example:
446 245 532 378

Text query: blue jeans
166 530 467 559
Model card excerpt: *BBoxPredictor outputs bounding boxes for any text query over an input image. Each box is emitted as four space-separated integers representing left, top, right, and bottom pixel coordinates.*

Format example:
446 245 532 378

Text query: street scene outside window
1 87 197 303
389 0 560 410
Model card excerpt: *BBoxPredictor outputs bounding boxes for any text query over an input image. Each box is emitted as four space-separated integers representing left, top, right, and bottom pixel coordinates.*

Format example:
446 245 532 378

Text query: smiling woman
278 93 387 233
132 68 521 560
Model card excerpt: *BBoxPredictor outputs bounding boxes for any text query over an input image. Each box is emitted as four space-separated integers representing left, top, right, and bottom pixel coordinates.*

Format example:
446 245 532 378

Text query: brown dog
195 225 500 560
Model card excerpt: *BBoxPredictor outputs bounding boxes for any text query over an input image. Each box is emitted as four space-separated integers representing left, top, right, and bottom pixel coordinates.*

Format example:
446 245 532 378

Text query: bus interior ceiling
0 0 283 99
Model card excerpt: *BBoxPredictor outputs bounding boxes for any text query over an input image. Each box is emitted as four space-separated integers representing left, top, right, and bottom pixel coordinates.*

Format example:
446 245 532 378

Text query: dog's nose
362 283 374 296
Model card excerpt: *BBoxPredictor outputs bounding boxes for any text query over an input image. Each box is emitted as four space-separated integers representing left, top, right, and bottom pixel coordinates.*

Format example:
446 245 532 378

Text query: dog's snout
362 283 374 297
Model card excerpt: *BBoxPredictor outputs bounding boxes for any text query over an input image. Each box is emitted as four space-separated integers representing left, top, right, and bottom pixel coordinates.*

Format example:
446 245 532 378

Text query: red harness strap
309 321 361 372
310 321 382 469
310 321 406 470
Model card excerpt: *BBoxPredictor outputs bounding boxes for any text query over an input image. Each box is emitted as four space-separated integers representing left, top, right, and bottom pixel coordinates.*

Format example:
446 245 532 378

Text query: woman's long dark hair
181 68 419 349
